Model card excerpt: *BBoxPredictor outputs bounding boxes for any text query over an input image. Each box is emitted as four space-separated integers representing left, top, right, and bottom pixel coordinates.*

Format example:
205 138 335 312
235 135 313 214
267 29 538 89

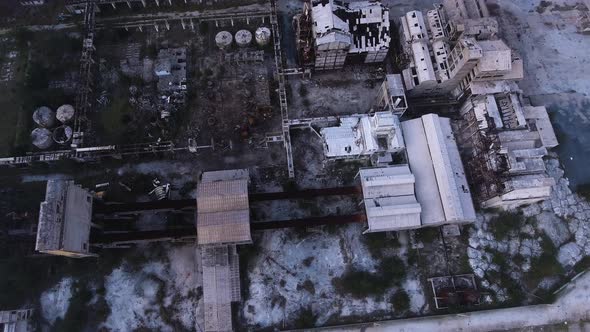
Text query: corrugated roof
197 180 249 213
201 245 241 332
196 170 251 245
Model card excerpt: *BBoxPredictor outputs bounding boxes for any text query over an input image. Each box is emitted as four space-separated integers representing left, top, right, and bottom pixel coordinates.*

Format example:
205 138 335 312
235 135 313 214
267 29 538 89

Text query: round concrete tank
52 125 73 145
31 128 53 149
32 106 56 128
255 27 271 47
56 104 75 123
235 30 252 48
215 31 233 49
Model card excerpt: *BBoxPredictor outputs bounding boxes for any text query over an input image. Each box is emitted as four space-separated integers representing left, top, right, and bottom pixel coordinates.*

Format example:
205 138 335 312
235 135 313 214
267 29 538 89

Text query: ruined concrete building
0 309 34 332
320 111 405 162
36 180 96 258
196 169 251 332
399 2 521 98
154 48 187 118
359 114 476 233
373 74 408 116
305 0 391 70
441 0 498 40
456 93 559 209
155 48 187 92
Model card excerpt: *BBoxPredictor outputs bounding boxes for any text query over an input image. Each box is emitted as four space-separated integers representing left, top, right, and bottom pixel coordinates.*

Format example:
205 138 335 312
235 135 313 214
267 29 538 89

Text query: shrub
414 227 440 244
302 256 315 267
488 212 524 240
332 269 386 298
362 232 389 258
293 306 317 329
378 256 406 286
298 84 308 97
52 282 93 332
333 258 406 298
576 183 590 201
297 279 316 295
390 290 410 312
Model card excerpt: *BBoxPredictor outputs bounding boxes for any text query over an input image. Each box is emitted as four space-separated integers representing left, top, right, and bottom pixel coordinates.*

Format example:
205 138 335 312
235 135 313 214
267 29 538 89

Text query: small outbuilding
359 165 422 232
36 180 95 258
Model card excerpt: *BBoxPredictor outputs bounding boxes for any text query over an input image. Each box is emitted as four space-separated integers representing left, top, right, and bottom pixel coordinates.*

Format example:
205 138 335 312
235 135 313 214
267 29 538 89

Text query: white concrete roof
524 105 559 148
321 126 363 157
320 112 404 158
401 10 429 41
312 0 390 53
401 114 476 226
360 165 422 232
36 180 93 257
477 40 512 73
312 0 352 47
411 40 437 84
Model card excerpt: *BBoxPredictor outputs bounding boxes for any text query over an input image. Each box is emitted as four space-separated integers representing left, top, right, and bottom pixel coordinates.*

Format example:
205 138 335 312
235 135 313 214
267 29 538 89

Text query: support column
141 0 146 7
155 0 159 6
181 19 186 30
165 20 170 30
168 0 171 4
127 1 131 8
125 26 129 31
247 16 250 25
231 18 234 27
215 20 219 28
190 19 195 31
154 23 159 32
111 2 116 9
138 25 143 32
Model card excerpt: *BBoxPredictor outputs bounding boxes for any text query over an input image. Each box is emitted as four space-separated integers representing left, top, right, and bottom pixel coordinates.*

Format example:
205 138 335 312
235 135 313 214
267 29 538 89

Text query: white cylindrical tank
52 125 73 145
255 27 272 47
235 30 252 48
56 104 75 123
32 106 56 128
215 31 233 49
31 128 53 149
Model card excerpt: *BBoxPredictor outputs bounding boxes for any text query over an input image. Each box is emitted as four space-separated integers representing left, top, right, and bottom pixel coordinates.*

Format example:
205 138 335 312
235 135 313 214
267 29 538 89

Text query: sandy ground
491 0 590 95
40 277 74 325
241 224 427 329
102 244 200 331
315 270 590 332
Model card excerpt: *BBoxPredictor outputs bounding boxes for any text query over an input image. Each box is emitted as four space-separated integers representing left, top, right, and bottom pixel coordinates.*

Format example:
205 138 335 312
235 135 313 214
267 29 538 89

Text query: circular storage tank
255 27 271 47
215 31 233 49
32 106 56 128
235 30 252 48
56 104 75 123
31 128 53 149
52 125 73 145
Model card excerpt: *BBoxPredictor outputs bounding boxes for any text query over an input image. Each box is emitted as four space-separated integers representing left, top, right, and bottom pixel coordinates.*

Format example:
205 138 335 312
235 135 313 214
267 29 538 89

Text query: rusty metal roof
196 170 251 245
